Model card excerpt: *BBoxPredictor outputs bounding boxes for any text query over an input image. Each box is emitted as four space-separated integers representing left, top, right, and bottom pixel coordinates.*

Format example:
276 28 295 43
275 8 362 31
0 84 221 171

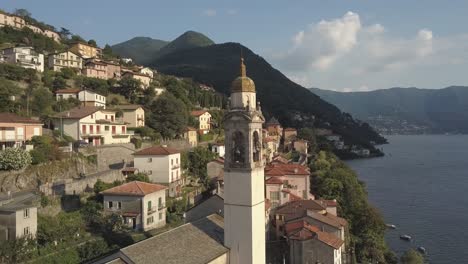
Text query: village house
264 163 314 209
139 67 154 78
43 29 61 42
103 60 121 79
283 128 297 142
0 12 25 29
265 117 283 143
122 71 152 88
82 60 108 79
101 181 167 231
1 46 44 72
48 51 82 72
286 220 344 264
52 106 132 146
114 105 145 128
190 110 211 134
133 146 183 197
293 139 308 155
210 143 225 157
0 191 39 240
55 89 106 108
207 157 224 182
183 126 198 147
263 137 279 162
69 42 102 59
0 113 43 149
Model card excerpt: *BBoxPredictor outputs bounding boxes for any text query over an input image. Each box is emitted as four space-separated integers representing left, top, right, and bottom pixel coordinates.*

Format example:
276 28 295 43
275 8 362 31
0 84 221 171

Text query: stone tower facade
223 57 266 264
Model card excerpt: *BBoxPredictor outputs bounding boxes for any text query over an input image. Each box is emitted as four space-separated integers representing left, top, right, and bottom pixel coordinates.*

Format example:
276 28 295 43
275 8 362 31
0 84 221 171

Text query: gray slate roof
185 194 224 223
119 214 227 264
0 191 39 212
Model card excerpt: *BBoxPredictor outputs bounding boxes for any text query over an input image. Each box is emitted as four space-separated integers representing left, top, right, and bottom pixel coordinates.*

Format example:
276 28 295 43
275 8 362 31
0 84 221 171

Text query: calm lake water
346 135 468 264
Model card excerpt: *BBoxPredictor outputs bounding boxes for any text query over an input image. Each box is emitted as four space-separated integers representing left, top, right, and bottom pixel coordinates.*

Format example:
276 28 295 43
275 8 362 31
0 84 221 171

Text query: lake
347 135 468 264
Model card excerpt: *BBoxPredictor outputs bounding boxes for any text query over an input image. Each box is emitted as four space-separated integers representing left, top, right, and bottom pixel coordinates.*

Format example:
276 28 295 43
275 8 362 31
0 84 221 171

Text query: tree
187 146 216 186
87 39 97 47
29 135 62 164
0 78 21 113
113 77 142 102
31 88 54 116
0 148 31 170
14 8 32 18
71 35 86 43
52 75 67 91
59 27 71 39
0 236 36 264
400 249 424 264
147 93 188 139
126 173 150 183
77 240 110 262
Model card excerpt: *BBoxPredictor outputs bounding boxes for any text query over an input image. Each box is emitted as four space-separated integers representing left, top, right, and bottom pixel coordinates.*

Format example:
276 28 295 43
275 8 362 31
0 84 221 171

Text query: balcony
171 164 180 170
147 207 157 215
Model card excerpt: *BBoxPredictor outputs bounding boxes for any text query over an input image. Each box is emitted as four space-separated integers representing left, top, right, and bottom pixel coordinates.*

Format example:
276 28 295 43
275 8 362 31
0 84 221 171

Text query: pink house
0 113 43 149
265 163 314 209
82 60 108 79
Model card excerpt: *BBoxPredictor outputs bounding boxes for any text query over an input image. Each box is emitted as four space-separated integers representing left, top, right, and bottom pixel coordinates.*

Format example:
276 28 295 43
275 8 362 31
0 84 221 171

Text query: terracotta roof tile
190 110 209 117
0 113 42 124
265 164 310 176
307 210 348 229
275 200 327 221
133 145 180 156
285 220 344 249
101 181 167 196
55 88 81 94
284 128 297 132
185 126 197 131
265 177 283 185
113 104 143 110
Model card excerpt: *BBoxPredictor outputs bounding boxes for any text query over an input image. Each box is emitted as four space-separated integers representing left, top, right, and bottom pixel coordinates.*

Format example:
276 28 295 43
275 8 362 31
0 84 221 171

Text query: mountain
111 37 169 65
151 42 387 148
111 31 214 65
310 87 468 134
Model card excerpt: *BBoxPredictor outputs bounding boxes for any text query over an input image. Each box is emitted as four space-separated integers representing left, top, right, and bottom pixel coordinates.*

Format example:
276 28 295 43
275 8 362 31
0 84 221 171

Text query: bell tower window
232 131 245 165
253 131 261 162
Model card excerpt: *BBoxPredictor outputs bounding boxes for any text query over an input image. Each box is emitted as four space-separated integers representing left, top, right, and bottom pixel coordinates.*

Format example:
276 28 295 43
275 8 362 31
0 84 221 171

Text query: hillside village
0 8 396 264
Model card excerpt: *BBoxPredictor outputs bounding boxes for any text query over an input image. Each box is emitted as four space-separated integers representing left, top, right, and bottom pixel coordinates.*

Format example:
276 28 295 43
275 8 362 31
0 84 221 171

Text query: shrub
130 137 142 149
0 148 32 170
126 173 150 183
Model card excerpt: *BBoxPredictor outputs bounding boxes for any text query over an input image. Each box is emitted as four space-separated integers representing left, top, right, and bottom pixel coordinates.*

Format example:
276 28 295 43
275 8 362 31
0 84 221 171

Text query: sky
2 0 468 92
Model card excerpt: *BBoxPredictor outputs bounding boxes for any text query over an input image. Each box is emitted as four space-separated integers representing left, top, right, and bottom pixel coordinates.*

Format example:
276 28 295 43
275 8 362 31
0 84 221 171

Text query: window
108 201 113 208
171 171 174 181
159 212 162 220
148 201 152 210
23 208 30 218
270 191 280 201
105 126 109 131
24 227 30 236
283 192 287 199
158 197 162 208
117 202 121 209
146 216 154 225
176 158 179 164
148 170 152 175
148 158 152 162
171 159 173 165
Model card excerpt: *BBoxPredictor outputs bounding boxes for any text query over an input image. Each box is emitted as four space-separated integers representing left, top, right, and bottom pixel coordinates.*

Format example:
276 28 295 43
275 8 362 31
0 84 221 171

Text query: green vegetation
400 249 424 264
310 151 395 263
0 148 32 170
29 135 62 164
126 173 150 182
0 26 64 53
184 146 216 187
147 93 189 139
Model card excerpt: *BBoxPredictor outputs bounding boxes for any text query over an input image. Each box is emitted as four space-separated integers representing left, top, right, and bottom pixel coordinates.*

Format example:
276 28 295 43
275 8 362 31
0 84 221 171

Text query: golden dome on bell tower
231 57 256 93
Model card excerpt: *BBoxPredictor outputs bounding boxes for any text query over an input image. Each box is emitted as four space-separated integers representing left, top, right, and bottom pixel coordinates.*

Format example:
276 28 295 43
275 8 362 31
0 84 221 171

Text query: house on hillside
55 89 106 108
2 46 44 72
183 126 198 147
52 106 132 146
113 105 145 128
82 60 108 79
264 163 314 209
0 113 43 149
133 146 183 197
0 12 25 29
190 110 211 134
0 191 39 240
122 71 152 88
48 51 83 72
139 67 154 78
210 143 225 158
283 128 297 142
69 42 102 59
101 181 167 231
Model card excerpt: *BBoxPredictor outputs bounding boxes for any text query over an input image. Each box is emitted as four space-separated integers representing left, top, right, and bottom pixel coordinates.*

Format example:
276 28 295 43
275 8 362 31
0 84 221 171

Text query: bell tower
223 57 266 264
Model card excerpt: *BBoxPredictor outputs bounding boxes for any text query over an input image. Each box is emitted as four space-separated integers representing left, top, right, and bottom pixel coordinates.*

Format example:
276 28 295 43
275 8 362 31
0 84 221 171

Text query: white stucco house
211 143 225 158
55 89 106 108
1 46 44 72
52 106 132 146
101 181 167 231
133 146 183 197
0 191 38 240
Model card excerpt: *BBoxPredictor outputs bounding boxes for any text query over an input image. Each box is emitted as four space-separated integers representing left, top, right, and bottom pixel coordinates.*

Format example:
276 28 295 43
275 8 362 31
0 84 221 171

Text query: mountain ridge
150 42 387 148
310 86 468 134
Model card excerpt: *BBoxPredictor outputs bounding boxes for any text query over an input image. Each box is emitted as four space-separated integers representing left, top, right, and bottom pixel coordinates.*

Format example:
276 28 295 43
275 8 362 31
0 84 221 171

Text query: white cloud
202 9 217 17
271 11 449 90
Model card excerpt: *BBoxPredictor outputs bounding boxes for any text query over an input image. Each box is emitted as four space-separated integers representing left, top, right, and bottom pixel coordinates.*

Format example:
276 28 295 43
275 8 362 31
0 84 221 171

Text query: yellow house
48 51 82 72
122 71 152 88
69 42 102 59
190 110 212 134
183 127 198 147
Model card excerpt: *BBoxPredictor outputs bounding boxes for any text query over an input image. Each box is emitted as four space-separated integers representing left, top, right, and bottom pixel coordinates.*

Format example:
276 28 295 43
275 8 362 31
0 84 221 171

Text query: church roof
116 214 227 264
231 57 255 93
266 117 280 125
